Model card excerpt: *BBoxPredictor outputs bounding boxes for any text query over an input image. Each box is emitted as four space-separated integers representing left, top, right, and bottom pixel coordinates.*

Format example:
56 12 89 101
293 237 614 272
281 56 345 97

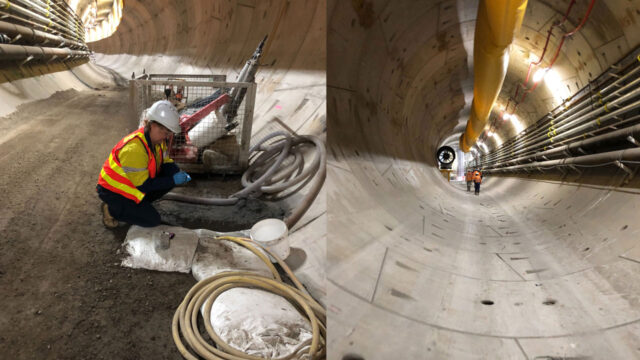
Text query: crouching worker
97 100 191 228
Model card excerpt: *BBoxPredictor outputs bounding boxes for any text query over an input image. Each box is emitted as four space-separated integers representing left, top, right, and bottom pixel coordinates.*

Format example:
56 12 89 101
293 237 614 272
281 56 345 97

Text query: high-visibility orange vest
473 171 482 184
97 128 158 203
465 171 473 181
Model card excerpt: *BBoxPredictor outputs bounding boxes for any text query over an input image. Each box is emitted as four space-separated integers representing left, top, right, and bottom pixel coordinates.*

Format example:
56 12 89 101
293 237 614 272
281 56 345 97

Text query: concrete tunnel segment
328 0 640 359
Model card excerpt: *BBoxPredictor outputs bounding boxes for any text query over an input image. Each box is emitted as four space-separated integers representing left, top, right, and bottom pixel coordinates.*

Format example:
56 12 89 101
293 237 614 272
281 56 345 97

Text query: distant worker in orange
473 169 482 195
465 170 473 192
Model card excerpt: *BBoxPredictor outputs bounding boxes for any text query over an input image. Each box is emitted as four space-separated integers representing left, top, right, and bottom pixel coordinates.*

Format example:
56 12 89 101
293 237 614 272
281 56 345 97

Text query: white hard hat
147 100 180 133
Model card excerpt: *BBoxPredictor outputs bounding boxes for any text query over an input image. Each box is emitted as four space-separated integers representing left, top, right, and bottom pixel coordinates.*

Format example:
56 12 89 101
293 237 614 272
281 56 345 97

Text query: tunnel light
492 133 503 147
503 112 511 121
69 0 80 12
487 131 494 137
527 52 540 64
510 114 525 134
533 68 548 83
544 68 571 103
85 0 124 42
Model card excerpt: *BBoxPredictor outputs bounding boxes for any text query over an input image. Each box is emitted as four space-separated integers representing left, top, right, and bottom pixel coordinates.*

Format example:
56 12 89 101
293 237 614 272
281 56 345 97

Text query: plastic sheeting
191 229 273 281
120 225 199 273
210 288 313 359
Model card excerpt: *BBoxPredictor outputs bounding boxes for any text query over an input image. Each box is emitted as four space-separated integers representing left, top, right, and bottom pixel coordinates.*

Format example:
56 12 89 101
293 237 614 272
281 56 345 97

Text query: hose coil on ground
172 236 326 360
164 132 326 228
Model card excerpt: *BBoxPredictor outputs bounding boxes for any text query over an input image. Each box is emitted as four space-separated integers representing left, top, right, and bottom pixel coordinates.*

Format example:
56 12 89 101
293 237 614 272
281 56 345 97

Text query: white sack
192 229 273 281
120 225 199 273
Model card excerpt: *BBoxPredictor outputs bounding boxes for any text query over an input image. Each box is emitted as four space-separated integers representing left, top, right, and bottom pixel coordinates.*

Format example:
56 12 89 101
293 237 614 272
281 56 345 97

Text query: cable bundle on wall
0 0 89 65
482 49 640 174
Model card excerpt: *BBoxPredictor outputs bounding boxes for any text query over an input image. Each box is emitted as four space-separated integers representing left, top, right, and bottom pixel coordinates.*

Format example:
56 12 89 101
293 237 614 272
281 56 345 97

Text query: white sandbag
192 229 273 281
209 288 313 359
120 225 199 273
188 109 227 147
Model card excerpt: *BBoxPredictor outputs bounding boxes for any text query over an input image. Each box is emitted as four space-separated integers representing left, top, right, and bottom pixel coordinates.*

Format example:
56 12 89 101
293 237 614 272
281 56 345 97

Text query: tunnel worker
97 100 192 228
465 170 473 192
473 169 482 195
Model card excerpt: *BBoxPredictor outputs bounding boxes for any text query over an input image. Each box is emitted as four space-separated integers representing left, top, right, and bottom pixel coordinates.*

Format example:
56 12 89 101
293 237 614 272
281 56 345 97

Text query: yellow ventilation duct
460 0 528 152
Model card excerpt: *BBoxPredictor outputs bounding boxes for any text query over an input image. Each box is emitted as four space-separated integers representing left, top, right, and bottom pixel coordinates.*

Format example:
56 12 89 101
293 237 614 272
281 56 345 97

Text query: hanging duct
459 0 528 152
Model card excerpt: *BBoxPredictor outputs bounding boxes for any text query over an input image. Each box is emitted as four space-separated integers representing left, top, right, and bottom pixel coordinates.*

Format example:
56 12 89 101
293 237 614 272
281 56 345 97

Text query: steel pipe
0 0 80 41
488 121 640 168
14 0 81 31
0 20 86 49
484 60 640 162
487 74 640 163
488 113 640 167
489 147 640 172
487 84 640 165
0 42 89 59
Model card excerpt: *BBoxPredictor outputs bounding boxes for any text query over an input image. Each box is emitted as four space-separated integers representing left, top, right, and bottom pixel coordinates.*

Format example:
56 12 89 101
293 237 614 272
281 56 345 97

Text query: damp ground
0 87 287 359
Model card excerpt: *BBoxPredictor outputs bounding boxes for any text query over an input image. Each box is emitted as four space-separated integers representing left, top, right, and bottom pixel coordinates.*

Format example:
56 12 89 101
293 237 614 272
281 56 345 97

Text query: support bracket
615 160 636 185
615 160 634 177
568 165 582 175
20 55 34 65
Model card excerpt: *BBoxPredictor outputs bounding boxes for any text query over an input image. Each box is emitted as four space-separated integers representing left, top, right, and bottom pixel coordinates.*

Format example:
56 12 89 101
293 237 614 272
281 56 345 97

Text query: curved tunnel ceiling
88 0 326 138
328 0 640 359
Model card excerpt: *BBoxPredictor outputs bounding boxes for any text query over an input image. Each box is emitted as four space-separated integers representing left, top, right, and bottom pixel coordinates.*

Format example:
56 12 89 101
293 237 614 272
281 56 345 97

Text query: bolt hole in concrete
342 354 365 360
481 300 494 305
543 299 557 306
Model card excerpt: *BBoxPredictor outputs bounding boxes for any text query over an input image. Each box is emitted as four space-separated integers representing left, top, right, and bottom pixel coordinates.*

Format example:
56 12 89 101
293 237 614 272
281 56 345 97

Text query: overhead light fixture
533 68 548 83
544 68 570 103
503 113 511 121
510 114 525 134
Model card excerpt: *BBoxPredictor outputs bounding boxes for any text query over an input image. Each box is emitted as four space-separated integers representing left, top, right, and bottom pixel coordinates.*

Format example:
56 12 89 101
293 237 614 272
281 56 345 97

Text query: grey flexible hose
163 132 326 228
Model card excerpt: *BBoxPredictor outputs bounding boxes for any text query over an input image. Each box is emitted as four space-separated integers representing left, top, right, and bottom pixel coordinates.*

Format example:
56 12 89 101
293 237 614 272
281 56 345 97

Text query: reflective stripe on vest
97 128 157 203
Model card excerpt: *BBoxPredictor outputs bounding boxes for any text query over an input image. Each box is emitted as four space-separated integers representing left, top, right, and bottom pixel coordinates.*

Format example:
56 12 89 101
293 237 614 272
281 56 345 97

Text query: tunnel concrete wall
90 0 326 137
327 1 640 359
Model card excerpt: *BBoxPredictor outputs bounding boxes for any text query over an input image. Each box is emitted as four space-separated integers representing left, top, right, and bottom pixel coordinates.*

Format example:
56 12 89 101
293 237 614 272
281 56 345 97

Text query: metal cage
129 74 256 174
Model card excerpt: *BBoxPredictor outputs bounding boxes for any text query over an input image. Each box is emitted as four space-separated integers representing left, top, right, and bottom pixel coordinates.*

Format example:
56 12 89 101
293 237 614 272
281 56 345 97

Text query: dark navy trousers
97 185 173 227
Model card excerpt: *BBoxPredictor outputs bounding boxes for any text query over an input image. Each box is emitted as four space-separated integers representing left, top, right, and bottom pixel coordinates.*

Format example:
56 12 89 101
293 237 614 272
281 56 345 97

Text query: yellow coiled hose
172 236 326 360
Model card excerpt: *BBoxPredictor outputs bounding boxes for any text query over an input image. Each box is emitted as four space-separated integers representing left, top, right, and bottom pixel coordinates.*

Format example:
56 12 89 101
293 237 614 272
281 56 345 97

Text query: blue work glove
173 171 191 185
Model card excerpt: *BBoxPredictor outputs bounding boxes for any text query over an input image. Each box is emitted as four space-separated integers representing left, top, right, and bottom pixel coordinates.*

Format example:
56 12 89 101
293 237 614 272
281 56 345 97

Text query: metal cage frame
129 74 257 174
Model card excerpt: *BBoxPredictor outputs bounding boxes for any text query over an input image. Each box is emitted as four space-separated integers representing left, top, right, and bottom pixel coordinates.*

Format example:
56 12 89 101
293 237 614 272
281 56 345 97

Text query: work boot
101 203 118 228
